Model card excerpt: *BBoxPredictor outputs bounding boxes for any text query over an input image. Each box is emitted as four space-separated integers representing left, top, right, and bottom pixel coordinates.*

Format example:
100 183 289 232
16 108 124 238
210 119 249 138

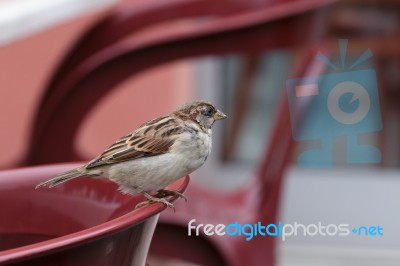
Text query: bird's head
173 101 227 131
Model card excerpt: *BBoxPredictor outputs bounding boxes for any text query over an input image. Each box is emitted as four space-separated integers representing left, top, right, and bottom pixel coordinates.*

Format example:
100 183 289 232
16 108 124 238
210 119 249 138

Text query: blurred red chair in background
21 0 335 265
24 0 336 165
0 163 189 266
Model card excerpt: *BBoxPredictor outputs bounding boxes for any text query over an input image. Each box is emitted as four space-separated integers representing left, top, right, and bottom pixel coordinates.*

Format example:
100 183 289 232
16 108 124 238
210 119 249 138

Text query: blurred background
0 0 400 265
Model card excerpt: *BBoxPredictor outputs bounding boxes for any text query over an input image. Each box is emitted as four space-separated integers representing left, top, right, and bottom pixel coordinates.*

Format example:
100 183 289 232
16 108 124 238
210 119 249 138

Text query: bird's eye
203 108 213 117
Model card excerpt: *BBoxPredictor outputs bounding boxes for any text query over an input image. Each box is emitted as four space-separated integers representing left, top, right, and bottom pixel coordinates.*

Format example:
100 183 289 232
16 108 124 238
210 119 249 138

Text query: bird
36 101 227 210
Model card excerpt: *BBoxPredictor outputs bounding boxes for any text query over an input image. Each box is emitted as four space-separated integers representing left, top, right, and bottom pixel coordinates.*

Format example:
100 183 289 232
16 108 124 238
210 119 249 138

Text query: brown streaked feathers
86 116 185 168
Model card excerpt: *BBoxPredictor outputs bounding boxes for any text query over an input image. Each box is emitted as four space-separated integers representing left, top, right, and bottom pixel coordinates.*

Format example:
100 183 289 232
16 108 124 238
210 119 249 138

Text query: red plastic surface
0 163 189 265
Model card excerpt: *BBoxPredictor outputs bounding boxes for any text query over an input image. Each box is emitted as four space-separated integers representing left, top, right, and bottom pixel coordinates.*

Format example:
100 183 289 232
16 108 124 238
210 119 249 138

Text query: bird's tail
35 167 87 189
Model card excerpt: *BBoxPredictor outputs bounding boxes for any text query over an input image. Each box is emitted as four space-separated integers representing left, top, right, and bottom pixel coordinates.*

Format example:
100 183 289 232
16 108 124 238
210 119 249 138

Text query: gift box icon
286 40 382 167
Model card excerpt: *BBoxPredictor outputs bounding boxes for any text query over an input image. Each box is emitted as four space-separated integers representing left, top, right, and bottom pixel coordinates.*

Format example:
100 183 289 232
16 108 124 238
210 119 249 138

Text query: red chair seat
0 163 189 266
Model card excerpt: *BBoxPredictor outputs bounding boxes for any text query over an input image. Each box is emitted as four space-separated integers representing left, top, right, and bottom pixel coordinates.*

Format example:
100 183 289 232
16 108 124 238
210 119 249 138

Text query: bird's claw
135 197 175 211
155 189 187 202
135 190 187 211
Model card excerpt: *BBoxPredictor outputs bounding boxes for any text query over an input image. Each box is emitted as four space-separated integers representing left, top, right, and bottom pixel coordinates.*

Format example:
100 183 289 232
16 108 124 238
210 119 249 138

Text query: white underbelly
105 130 212 194
106 152 206 193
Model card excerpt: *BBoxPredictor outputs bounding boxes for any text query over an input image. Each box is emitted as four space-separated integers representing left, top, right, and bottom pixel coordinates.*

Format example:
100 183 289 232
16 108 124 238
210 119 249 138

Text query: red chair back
25 0 336 165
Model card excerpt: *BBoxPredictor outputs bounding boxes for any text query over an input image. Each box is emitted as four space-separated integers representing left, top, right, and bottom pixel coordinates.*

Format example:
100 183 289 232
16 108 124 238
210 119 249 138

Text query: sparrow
36 101 227 210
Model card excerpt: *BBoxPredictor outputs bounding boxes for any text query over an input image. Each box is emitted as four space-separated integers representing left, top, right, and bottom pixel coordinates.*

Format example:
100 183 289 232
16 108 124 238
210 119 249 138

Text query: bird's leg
135 191 175 211
154 189 187 202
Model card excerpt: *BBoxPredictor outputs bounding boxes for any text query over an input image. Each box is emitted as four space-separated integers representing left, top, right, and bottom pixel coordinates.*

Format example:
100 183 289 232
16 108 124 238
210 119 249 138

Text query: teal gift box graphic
286 40 382 167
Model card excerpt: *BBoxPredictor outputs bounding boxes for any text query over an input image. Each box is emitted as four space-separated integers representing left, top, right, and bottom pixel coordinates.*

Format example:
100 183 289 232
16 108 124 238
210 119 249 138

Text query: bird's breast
106 130 212 193
171 130 212 170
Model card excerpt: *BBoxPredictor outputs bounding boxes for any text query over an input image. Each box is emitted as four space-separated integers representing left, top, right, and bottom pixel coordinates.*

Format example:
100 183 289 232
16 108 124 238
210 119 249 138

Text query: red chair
21 0 335 265
0 163 189 265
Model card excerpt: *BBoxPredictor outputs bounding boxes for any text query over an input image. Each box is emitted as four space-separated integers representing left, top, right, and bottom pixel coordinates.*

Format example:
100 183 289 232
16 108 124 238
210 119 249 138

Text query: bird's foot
155 189 187 202
135 192 175 211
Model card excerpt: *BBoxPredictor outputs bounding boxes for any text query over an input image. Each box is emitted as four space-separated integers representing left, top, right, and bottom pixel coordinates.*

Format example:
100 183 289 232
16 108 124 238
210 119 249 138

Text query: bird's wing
86 116 184 168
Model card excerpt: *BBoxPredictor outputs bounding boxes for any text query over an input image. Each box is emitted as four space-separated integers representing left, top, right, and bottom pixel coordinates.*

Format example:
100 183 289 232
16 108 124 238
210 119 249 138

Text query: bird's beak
213 110 227 121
